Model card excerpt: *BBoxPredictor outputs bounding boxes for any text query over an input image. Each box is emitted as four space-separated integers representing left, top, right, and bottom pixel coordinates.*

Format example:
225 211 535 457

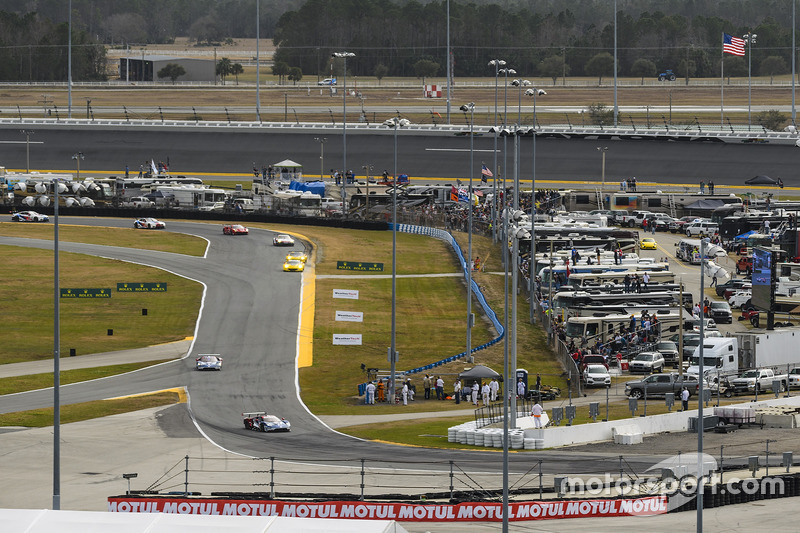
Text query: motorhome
566 270 676 288
564 308 685 344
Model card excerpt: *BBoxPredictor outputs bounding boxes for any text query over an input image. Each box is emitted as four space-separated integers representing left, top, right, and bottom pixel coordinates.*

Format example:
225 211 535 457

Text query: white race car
195 354 223 370
12 211 49 222
134 217 166 229
273 234 295 246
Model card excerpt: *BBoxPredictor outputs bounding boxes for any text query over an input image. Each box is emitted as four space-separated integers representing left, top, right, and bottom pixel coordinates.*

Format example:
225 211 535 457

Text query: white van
321 198 344 211
231 198 255 213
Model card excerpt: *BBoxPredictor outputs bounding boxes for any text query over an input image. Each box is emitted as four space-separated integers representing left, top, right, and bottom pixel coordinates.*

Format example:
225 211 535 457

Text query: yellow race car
286 250 308 263
640 237 658 250
283 259 305 272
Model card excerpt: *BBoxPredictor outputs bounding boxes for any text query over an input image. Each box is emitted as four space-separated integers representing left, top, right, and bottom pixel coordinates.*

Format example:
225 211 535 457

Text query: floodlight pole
697 237 707 532
53 174 62 510
333 52 355 217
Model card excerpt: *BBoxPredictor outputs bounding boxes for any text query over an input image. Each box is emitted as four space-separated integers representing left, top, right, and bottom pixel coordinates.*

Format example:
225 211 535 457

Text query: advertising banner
333 334 363 345
335 311 364 322
108 497 667 521
333 289 359 300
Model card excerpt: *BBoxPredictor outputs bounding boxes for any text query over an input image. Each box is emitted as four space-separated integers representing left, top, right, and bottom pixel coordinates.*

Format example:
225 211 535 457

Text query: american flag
723 33 745 56
481 164 493 178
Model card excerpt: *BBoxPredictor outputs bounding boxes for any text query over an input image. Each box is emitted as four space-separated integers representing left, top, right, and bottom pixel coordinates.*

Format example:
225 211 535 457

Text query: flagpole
721 32 724 127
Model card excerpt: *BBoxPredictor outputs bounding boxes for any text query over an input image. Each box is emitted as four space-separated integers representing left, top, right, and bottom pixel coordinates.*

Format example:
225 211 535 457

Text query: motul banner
108 497 667 521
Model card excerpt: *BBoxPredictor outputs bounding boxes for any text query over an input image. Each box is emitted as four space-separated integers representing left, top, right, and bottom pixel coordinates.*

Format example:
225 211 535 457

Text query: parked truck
625 373 700 399
686 337 739 378
734 330 800 369
730 368 788 394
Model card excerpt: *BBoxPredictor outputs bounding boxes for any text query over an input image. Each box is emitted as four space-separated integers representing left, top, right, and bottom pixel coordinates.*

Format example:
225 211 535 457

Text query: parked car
685 221 719 237
736 256 753 274
629 352 666 374
708 301 733 324
583 364 611 387
640 237 658 250
317 77 337 86
716 278 750 297
625 373 699 399
724 283 751 301
122 196 155 208
684 317 718 331
655 340 680 368
669 216 700 233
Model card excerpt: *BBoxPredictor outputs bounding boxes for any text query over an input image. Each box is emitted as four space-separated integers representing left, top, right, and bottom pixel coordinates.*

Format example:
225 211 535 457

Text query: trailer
734 330 800 369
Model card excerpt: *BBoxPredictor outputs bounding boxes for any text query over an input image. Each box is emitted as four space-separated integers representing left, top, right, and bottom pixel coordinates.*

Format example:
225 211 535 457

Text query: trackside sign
108 497 667 521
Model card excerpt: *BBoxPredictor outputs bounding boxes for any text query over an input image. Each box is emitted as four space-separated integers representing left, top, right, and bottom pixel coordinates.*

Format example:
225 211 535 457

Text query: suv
655 340 680 368
629 352 666 374
685 221 719 237
708 301 732 324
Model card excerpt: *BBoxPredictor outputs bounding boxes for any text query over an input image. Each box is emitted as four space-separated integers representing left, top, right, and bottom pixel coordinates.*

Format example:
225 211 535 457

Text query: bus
566 270 676 288
564 309 685 345
537 261 670 285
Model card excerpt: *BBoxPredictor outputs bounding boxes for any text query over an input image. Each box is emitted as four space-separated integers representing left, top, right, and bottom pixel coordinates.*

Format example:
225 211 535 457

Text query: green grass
0 245 201 364
0 222 208 256
0 360 172 395
0 391 180 427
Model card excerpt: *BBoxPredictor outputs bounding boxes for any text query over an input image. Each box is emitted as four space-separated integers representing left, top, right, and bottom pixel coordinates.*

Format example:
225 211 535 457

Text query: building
119 55 215 82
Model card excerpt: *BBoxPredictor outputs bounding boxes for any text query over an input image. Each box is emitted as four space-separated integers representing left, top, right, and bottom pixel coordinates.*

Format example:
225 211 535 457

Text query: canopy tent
273 160 303 181
273 159 302 169
744 175 778 185
458 365 501 381
0 508 408 533
734 230 758 241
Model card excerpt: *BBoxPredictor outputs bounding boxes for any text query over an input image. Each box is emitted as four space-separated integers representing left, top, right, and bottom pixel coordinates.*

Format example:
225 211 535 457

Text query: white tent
0 508 409 533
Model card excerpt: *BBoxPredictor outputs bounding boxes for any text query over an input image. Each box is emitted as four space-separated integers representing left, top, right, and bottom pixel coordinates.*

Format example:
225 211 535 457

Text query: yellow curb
106 387 187 403
275 229 316 369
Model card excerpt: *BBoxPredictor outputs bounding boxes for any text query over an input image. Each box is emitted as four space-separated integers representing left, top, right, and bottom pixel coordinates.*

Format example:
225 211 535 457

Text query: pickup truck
625 373 699 399
614 210 651 228
789 368 800 389
121 196 155 208
730 368 788 394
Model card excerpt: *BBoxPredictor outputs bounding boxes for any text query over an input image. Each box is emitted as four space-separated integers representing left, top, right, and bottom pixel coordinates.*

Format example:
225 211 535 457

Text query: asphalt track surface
0 217 671 477
0 125 798 185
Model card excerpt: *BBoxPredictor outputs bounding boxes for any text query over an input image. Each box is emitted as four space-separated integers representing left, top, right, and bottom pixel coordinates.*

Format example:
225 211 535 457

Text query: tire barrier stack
668 472 800 512
448 421 536 450
393 224 505 377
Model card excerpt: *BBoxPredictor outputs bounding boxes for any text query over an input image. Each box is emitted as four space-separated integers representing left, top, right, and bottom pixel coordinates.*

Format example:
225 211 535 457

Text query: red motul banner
108 496 667 521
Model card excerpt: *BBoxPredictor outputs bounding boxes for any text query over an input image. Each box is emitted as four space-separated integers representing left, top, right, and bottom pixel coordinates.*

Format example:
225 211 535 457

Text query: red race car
223 224 249 235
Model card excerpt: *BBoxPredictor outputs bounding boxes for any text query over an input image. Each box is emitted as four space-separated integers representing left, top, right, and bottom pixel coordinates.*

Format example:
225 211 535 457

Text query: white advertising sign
333 334 363 345
333 289 359 300
335 311 364 322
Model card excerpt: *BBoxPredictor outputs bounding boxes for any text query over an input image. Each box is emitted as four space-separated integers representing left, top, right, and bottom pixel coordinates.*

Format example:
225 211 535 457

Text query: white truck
734 330 800 369
730 368 788 394
686 337 739 378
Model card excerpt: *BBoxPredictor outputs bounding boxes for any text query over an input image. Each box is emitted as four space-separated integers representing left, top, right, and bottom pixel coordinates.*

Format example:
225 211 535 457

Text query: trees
413 59 440 85
272 61 289 84
288 66 303 84
157 63 185 84
539 56 566 85
585 52 615 85
216 58 233 84
587 103 614 126
756 109 787 131
230 63 244 85
630 58 656 85
374 63 388 85
760 56 788 84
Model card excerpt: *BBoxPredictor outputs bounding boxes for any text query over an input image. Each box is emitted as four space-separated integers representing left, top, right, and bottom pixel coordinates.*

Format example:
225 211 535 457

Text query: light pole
51 172 67 511
314 137 327 180
460 104 475 372
256 0 261 120
488 59 506 242
697 237 708 531
72 152 84 180
511 79 531 127
20 130 34 173
386 117 409 406
525 87 545 323
332 51 355 217
743 32 757 130
597 146 608 208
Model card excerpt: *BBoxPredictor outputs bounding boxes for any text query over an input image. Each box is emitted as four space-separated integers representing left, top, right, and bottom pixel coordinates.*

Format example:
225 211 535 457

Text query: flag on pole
481 164 493 178
723 33 745 56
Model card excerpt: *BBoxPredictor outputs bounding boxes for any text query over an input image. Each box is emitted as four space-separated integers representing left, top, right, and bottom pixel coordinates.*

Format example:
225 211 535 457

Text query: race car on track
223 224 249 235
273 234 295 246
283 259 305 272
195 354 223 370
134 217 166 229
286 250 308 263
11 211 49 222
243 412 291 432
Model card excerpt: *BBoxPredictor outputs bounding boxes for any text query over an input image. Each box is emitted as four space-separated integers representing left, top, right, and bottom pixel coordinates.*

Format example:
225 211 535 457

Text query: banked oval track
0 217 667 475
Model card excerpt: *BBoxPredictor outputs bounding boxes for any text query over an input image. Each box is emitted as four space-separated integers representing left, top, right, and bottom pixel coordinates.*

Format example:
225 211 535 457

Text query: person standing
709 180 715 194
490 377 499 401
623 273 631 293
376 379 385 402
402 382 409 405
536 374 542 394
366 381 375 404
700 180 705 194
642 272 650 292
711 273 718 287
531 401 544 428
436 376 445 400
454 379 461 405
471 381 480 405
517 377 526 399
482 382 491 406
423 374 432 400
681 387 690 411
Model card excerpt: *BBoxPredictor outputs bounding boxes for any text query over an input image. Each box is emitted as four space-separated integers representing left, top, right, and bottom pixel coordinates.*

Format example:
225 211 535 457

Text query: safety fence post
270 457 275 499
360 459 366 501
